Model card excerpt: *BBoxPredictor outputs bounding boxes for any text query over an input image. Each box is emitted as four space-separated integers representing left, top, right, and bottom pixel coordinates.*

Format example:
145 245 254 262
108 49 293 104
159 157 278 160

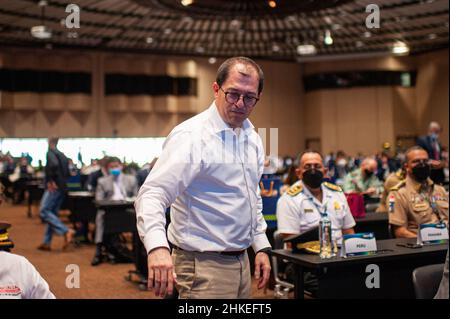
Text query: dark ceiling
0 0 448 61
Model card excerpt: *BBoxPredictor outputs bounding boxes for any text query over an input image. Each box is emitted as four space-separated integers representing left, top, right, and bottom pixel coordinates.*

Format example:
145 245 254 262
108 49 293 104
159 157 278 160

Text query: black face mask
302 169 324 189
412 163 430 182
364 169 374 178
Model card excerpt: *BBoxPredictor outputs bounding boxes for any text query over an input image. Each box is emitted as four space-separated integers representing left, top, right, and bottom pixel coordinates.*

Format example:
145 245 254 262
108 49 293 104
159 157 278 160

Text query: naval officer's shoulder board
287 184 303 197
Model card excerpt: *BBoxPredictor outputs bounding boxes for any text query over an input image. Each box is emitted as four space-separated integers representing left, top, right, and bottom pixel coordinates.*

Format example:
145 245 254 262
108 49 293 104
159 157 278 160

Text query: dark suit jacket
416 135 442 160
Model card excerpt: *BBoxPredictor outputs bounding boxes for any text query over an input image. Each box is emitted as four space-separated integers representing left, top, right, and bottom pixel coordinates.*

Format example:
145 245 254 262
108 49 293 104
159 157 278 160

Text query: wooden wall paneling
40 55 66 111
10 53 41 111
104 56 129 112
176 60 197 114
127 57 153 113
66 54 92 112
153 60 178 113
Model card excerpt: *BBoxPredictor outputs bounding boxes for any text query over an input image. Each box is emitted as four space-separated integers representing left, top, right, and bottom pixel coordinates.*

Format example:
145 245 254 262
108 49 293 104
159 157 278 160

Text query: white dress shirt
277 181 356 244
135 102 271 254
0 251 55 299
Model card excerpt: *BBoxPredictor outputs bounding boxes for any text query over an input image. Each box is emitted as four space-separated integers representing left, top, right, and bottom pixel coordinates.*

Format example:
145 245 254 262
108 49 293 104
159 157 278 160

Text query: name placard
419 223 449 245
343 232 377 257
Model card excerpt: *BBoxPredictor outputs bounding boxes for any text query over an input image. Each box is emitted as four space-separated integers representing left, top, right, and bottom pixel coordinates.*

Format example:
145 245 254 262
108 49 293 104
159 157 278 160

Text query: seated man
0 220 55 299
276 151 356 294
387 146 448 238
91 157 138 266
342 157 383 196
277 150 356 243
376 167 406 213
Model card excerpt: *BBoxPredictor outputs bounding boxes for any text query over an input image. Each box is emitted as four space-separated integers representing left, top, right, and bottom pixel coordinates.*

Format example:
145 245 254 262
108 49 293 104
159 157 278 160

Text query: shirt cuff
252 233 271 254
143 229 170 255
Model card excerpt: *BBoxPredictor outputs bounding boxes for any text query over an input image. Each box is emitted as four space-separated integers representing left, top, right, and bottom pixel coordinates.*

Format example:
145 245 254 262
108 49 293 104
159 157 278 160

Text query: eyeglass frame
219 87 260 107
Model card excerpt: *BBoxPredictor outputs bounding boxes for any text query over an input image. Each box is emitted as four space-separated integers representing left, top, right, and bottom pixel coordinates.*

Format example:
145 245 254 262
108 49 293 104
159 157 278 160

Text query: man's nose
234 95 245 108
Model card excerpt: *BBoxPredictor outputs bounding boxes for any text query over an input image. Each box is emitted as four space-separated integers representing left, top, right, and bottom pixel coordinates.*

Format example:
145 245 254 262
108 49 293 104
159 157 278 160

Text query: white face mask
337 159 347 167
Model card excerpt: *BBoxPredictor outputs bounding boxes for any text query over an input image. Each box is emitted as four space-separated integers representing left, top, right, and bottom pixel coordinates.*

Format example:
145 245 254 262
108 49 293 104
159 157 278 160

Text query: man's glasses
220 87 259 107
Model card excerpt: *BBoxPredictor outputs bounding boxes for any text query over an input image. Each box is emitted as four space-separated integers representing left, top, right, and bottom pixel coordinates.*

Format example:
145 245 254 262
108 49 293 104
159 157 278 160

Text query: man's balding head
360 158 378 178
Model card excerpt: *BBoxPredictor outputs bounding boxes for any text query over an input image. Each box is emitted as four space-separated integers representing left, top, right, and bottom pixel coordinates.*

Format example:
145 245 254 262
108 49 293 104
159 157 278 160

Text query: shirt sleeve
134 130 201 254
388 191 408 227
251 136 271 253
22 257 55 299
276 195 302 235
342 174 356 192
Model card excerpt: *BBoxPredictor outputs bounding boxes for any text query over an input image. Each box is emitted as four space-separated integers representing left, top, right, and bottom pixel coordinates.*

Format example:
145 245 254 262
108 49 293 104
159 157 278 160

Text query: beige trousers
172 248 251 299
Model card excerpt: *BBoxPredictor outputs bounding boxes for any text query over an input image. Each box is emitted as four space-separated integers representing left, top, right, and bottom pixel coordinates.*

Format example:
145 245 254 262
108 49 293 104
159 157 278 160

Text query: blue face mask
109 168 121 177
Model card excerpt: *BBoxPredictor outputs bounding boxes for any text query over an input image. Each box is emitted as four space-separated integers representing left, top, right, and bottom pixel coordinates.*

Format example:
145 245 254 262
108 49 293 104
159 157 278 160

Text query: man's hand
47 181 58 192
147 247 176 298
254 251 271 289
364 187 376 196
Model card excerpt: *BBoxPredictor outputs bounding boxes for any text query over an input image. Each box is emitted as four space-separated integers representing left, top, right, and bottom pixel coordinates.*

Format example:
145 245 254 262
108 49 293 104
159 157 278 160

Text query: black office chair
412 263 444 299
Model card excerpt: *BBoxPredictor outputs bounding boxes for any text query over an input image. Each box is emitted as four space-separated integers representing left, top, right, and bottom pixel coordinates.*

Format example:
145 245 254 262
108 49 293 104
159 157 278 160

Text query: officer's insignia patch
390 180 406 192
287 184 303 196
323 182 342 192
334 201 341 210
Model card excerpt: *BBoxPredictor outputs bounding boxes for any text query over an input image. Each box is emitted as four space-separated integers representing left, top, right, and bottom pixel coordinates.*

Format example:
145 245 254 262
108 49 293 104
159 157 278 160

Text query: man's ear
295 167 302 179
212 82 220 99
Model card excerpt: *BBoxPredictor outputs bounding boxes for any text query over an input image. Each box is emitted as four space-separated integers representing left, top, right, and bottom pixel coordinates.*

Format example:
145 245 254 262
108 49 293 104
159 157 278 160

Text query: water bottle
319 213 334 259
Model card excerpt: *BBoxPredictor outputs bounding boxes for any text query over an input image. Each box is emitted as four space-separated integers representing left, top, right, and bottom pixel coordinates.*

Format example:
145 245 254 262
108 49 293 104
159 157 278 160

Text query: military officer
0 222 55 299
342 158 384 196
376 168 406 213
387 146 448 238
277 151 356 244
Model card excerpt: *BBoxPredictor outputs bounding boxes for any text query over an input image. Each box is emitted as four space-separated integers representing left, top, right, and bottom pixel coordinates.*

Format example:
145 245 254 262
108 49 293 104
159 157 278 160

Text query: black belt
172 244 245 256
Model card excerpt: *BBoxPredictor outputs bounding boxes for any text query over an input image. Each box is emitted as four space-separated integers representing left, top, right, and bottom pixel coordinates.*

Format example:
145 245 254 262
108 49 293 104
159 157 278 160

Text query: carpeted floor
1 201 275 299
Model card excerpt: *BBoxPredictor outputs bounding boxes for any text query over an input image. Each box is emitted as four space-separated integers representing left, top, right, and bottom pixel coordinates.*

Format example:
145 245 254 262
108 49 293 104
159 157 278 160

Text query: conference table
271 238 448 299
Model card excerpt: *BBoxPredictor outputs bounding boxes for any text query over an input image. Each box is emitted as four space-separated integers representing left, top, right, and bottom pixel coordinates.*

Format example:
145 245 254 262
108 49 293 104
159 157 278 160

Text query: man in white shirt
135 57 271 299
0 222 55 299
277 151 356 243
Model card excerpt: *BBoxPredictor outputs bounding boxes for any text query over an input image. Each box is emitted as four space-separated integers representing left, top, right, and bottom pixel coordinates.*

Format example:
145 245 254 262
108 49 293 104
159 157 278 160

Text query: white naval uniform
0 251 55 299
276 181 356 244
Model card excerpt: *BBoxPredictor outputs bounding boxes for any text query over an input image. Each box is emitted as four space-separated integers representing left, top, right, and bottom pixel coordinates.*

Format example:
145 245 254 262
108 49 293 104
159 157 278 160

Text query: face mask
337 159 347 167
109 168 121 177
302 169 324 189
412 163 430 182
364 169 374 178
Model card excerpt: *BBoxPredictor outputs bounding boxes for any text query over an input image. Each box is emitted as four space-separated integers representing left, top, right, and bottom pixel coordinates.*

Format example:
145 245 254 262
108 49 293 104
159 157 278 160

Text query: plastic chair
412 263 444 299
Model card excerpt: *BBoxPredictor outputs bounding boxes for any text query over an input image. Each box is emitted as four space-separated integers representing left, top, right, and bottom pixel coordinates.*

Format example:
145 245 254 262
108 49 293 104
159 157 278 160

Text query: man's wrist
256 247 271 255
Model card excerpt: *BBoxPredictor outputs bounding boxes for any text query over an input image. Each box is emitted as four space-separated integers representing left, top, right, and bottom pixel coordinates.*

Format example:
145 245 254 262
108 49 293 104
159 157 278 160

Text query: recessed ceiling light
356 41 364 48
324 30 333 45
181 0 193 6
164 28 172 35
392 41 410 55
363 31 371 38
146 36 154 44
31 25 52 39
208 57 217 64
272 43 280 52
297 44 317 55
268 1 277 8
428 33 437 40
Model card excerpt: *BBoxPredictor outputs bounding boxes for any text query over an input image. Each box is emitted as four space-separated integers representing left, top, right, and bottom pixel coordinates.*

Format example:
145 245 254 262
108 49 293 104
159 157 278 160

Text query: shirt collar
208 101 254 135
406 175 433 192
